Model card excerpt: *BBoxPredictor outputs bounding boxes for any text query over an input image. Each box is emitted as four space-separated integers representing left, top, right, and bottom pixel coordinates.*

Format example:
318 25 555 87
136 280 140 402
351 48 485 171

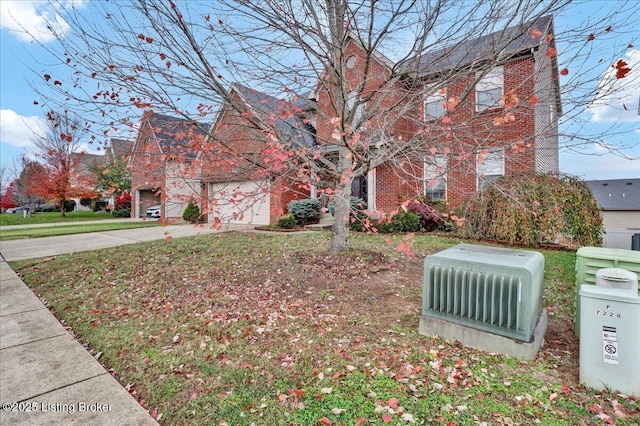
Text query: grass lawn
12 232 639 425
0 211 117 226
0 221 162 241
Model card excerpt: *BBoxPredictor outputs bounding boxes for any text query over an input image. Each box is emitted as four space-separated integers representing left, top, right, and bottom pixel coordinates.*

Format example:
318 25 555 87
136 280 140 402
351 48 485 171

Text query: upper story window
424 92 447 121
476 66 503 111
424 154 447 200
476 149 504 191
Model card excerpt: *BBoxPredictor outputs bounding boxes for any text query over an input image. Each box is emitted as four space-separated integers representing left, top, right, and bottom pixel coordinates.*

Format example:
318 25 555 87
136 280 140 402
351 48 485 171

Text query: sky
1 0 639 183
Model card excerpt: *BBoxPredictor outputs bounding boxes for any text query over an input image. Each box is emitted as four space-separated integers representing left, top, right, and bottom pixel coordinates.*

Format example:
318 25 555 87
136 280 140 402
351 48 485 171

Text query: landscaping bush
80 197 94 208
183 200 201 223
405 199 445 232
349 212 373 232
56 200 76 212
461 172 603 247
115 192 132 210
287 198 320 225
92 200 108 212
112 208 131 218
328 197 367 217
276 213 298 229
377 211 421 233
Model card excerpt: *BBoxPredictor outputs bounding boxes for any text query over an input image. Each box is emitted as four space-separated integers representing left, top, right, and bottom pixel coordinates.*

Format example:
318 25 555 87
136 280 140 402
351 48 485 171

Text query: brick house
199 83 316 225
130 112 208 220
131 16 560 225
313 15 561 212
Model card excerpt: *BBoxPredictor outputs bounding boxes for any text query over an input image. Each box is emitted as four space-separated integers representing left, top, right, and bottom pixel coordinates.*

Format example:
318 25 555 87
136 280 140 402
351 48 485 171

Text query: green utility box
579 268 640 397
574 247 640 336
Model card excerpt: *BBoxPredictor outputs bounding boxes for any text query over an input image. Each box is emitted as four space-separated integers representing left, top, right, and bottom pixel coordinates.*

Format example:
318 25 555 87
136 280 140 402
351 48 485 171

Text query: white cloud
589 50 640 123
560 150 640 180
0 1 85 43
0 109 45 148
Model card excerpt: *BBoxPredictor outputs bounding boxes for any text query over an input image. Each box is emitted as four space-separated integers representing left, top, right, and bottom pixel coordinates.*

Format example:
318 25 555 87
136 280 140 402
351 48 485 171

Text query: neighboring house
104 138 134 164
130 16 561 225
586 178 640 249
199 83 316 225
70 152 103 210
71 138 134 211
130 112 208 220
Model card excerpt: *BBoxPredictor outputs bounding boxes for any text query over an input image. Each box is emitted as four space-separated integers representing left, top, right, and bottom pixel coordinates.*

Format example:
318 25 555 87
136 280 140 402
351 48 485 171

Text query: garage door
209 180 271 225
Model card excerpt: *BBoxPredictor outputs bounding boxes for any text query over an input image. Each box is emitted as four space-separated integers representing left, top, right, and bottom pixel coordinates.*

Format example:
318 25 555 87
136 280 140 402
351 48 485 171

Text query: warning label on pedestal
602 326 618 365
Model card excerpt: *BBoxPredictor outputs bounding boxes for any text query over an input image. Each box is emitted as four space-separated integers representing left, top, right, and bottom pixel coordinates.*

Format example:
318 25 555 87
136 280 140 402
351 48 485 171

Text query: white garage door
209 180 271 225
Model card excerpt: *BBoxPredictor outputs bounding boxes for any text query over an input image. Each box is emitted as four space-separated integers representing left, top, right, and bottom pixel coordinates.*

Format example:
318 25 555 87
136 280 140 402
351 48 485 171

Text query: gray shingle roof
231 84 316 148
405 15 554 76
146 113 209 160
586 179 640 211
107 138 134 161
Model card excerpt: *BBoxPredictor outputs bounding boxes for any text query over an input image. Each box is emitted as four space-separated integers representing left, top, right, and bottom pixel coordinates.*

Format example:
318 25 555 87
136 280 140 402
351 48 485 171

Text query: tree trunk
329 147 353 253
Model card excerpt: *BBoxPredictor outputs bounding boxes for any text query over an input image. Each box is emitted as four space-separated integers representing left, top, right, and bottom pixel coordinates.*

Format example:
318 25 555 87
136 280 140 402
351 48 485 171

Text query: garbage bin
579 268 640 396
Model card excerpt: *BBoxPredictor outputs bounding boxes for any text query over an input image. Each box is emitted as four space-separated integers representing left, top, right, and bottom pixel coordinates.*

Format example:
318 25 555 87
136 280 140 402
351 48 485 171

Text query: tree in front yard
31 1 639 252
91 156 132 198
0 180 18 211
30 110 97 216
14 159 47 211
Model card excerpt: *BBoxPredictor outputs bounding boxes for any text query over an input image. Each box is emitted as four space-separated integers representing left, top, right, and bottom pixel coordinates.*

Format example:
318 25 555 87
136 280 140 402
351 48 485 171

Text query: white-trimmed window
424 92 446 120
476 67 503 111
477 149 504 191
424 155 447 200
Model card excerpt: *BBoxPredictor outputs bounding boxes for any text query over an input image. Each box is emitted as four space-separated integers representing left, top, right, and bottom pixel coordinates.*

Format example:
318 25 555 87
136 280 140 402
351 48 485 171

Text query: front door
351 175 367 203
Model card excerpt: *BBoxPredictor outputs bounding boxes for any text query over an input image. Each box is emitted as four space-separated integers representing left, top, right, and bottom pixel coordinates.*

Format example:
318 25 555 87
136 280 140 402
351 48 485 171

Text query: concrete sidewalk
0 223 251 425
0 260 158 425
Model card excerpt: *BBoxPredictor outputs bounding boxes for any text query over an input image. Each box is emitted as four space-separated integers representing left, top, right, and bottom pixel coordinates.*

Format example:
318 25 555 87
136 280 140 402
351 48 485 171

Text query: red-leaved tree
0 180 17 211
29 110 98 216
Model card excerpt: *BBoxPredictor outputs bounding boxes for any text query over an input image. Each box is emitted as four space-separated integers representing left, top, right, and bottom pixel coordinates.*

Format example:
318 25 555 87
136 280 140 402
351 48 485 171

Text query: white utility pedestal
579 268 640 396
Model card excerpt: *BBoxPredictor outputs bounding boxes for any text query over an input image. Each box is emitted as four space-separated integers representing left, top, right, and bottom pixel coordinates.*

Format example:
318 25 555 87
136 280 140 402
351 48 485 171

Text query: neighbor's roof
405 15 554 76
586 178 640 211
231 83 316 148
106 138 134 161
145 112 209 160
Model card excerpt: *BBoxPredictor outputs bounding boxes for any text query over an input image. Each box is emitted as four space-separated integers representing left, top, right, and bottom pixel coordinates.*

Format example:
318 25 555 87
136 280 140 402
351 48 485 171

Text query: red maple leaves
614 59 631 79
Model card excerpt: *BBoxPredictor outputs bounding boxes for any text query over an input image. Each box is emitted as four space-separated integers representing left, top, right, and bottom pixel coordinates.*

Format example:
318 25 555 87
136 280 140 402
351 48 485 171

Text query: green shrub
276 213 298 229
377 211 421 233
328 197 367 217
287 198 320 225
349 212 373 232
112 208 131 218
91 200 108 212
461 172 603 247
183 200 201 223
